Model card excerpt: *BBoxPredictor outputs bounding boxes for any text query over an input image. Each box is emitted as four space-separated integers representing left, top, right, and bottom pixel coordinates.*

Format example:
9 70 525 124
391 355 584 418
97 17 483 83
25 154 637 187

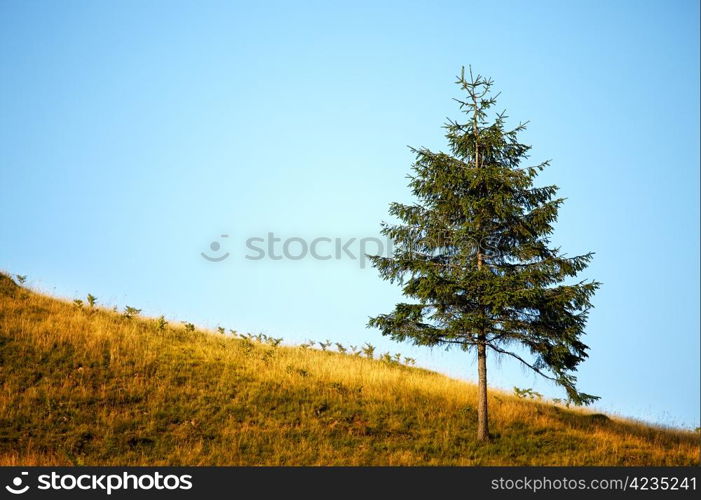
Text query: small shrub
15 274 27 285
73 299 84 309
318 340 332 351
87 294 97 308
335 343 347 354
268 337 283 347
513 387 542 400
182 322 195 332
362 343 375 359
156 316 168 331
123 306 141 319
217 326 225 335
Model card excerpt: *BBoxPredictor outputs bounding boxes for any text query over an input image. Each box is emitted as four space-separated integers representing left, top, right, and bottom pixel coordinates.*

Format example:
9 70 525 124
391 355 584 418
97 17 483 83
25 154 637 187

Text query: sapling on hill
156 316 168 331
361 343 376 359
513 387 543 400
123 306 141 319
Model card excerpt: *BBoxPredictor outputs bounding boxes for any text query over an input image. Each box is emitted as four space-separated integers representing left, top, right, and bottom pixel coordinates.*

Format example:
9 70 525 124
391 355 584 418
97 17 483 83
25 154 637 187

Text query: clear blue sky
1 0 698 427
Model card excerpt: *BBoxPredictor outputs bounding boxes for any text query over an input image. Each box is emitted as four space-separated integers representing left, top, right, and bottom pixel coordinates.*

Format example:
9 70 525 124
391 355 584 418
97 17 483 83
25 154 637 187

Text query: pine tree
368 68 600 441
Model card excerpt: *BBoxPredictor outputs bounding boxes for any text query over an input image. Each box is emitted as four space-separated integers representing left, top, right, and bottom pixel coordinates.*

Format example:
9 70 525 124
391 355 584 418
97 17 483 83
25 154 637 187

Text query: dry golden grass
0 273 698 465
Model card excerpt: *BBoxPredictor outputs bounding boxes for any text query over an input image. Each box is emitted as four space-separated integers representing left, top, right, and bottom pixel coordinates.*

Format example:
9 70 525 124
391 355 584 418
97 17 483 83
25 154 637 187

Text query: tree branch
486 344 558 382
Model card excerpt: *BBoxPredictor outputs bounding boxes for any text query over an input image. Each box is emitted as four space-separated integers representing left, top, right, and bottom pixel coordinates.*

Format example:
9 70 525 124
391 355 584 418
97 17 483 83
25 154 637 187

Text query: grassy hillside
0 273 697 465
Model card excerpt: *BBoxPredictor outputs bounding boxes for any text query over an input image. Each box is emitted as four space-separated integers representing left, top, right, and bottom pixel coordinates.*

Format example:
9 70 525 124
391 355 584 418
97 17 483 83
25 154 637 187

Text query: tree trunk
472 81 489 442
476 336 490 441
476 239 489 441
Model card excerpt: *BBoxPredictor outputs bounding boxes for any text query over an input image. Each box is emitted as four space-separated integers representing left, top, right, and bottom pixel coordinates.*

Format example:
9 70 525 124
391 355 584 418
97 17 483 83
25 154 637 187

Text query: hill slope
0 273 697 465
